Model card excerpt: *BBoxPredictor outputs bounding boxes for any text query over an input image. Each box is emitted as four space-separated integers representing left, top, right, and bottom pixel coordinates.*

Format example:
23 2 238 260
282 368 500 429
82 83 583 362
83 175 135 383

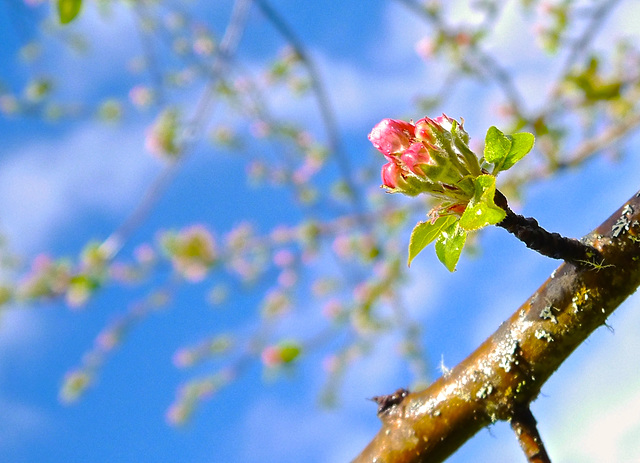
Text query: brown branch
510 406 551 463
494 189 601 266
353 188 640 462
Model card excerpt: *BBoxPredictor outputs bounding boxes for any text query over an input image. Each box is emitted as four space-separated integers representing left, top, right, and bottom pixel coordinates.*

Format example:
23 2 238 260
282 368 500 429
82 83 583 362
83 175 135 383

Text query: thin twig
252 0 363 207
510 406 552 463
494 189 600 266
99 0 252 259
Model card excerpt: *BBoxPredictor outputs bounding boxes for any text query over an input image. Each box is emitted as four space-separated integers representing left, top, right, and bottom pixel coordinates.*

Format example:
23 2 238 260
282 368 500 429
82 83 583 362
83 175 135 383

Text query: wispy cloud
0 123 158 255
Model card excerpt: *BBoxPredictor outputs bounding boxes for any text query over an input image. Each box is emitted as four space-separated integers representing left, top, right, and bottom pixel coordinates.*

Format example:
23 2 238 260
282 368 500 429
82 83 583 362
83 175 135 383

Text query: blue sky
1 1 640 462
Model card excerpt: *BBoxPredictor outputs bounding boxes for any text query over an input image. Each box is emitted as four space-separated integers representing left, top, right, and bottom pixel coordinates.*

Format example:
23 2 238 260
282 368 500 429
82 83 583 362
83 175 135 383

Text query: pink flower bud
368 118 415 158
415 114 455 142
381 162 405 189
401 142 433 176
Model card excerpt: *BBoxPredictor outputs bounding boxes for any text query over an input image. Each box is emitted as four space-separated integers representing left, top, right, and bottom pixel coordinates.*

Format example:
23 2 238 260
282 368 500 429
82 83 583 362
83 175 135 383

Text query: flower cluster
159 225 217 282
369 114 482 216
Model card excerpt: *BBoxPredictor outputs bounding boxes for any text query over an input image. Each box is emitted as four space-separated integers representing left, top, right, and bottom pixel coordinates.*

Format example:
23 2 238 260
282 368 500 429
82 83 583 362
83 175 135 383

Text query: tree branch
353 188 640 462
510 406 551 463
494 189 601 266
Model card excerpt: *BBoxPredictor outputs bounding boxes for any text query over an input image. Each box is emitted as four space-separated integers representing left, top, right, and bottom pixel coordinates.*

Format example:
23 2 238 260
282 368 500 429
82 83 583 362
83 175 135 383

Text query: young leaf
57 0 82 24
459 175 506 231
500 132 534 171
435 222 467 272
484 126 534 175
483 126 512 166
408 215 456 266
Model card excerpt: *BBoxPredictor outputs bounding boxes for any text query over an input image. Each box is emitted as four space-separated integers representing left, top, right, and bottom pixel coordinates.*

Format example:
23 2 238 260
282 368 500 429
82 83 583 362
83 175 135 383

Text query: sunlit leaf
435 222 467 272
459 175 506 231
484 126 534 174
57 0 82 24
407 215 457 267
483 126 511 166
500 132 534 171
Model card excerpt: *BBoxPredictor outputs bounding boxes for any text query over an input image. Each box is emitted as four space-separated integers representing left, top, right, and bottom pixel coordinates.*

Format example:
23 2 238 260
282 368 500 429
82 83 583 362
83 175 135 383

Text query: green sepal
484 126 534 175
435 222 467 272
407 215 457 266
57 0 83 24
459 174 506 231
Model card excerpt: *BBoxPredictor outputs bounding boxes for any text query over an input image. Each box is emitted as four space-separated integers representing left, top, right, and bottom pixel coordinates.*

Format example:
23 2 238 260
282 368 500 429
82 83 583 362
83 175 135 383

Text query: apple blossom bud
368 118 415 158
401 142 433 176
381 162 405 189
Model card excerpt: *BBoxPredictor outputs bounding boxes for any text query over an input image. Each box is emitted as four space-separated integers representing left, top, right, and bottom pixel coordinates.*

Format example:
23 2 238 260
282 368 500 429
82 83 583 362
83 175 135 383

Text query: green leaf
407 215 456 267
459 175 506 231
500 132 534 171
435 222 467 272
484 126 512 165
484 126 534 174
57 0 82 24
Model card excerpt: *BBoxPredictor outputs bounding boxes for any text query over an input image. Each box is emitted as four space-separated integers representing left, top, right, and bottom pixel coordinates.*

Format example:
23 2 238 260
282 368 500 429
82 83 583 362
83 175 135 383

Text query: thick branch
353 188 640 462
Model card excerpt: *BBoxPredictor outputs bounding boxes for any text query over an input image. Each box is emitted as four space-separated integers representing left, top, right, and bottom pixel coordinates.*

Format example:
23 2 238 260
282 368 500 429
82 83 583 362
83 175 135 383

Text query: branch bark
353 188 640 462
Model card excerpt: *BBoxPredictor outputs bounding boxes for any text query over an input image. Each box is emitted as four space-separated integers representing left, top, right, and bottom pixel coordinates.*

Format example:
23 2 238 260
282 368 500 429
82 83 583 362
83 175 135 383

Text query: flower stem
494 190 600 266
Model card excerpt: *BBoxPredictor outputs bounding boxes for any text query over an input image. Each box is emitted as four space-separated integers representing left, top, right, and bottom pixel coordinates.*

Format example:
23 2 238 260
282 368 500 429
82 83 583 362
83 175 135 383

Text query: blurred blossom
210 125 238 147
60 371 92 404
322 354 340 373
108 262 134 282
272 249 295 267
160 225 217 282
250 120 270 138
295 131 313 148
166 403 189 426
246 160 267 183
270 225 294 243
24 77 52 102
225 222 253 251
172 349 195 368
332 234 352 259
322 299 343 320
96 330 120 351
65 277 95 308
233 77 251 92
193 36 215 56
134 243 156 265
311 278 337 297
18 254 71 300
261 341 301 368
260 345 282 368
353 282 371 305
129 85 154 108
97 100 122 121
0 286 12 307
415 37 436 59
145 108 182 160
261 289 291 317
0 94 19 115
277 269 297 288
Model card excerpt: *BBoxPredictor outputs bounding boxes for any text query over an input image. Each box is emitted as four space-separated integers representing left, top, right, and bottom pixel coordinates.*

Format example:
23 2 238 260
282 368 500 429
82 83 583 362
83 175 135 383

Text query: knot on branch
369 388 409 416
